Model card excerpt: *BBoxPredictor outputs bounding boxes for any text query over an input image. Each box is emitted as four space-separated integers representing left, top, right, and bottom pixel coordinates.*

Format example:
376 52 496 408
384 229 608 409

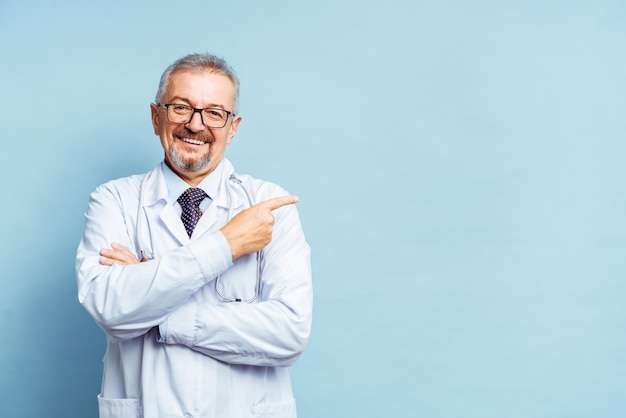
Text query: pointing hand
221 195 298 261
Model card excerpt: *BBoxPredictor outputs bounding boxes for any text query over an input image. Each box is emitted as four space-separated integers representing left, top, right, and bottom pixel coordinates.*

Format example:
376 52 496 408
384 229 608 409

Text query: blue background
1 1 625 417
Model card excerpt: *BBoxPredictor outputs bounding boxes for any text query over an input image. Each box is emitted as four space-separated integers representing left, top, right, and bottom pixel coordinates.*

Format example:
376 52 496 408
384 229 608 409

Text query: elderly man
76 53 312 418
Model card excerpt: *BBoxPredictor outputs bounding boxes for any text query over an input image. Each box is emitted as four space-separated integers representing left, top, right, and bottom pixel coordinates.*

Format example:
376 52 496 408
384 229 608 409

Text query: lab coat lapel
193 203 220 236
141 165 189 247
193 162 247 237
158 206 189 245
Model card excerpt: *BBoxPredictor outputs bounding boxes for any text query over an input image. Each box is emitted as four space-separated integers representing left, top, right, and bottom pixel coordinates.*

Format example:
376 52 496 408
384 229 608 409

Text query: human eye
204 108 226 121
171 104 191 114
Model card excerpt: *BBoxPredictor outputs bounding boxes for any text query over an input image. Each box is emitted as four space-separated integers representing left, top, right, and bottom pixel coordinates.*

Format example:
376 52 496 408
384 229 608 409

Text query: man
76 53 313 418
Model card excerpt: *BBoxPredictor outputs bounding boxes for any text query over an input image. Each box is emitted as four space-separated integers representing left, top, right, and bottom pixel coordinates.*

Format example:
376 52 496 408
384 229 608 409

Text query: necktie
177 187 208 237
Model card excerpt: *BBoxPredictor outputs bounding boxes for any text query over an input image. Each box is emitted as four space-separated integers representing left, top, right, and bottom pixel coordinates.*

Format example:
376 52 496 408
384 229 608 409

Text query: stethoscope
136 171 262 303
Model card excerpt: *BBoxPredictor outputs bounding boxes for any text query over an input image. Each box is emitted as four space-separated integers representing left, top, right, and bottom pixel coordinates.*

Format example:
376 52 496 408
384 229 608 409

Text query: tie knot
178 187 207 207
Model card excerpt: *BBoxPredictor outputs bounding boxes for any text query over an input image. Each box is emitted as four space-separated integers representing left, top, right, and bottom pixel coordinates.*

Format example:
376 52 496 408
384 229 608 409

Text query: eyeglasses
156 103 234 128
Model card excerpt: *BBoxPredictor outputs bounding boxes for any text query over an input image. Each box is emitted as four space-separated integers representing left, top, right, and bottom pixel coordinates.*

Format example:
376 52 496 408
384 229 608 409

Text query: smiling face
150 69 242 185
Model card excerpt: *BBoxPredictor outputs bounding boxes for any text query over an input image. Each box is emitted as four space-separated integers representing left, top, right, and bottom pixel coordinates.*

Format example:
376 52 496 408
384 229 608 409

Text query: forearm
160 208 313 366
164 297 312 367
77 233 232 341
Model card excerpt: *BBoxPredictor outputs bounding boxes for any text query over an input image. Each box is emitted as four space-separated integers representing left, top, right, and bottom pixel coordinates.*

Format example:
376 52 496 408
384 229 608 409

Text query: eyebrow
168 96 225 109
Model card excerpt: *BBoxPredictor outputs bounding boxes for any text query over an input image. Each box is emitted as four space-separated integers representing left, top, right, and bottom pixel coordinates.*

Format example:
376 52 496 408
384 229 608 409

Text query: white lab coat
76 159 313 418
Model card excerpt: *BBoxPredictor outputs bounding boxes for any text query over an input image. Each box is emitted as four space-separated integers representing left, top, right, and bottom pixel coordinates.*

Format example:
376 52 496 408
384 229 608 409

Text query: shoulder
89 165 160 205
237 174 288 199
228 172 294 211
92 173 143 198
224 159 290 202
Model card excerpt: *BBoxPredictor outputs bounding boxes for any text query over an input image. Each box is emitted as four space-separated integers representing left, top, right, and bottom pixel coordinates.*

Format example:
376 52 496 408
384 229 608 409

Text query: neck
164 160 215 187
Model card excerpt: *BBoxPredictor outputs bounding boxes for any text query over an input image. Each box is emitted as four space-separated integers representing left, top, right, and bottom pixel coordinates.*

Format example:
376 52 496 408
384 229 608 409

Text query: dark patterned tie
177 187 208 237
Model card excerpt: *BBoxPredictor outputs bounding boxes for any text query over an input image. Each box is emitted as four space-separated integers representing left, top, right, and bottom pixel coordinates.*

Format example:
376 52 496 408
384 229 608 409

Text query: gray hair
155 53 240 115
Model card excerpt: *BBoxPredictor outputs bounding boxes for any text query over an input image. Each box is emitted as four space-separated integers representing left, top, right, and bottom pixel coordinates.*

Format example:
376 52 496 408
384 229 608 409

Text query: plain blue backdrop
1 1 625 417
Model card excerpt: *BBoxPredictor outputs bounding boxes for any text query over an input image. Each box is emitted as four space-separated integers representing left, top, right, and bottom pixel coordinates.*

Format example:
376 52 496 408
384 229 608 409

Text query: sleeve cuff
187 231 233 281
158 300 197 346
214 230 233 266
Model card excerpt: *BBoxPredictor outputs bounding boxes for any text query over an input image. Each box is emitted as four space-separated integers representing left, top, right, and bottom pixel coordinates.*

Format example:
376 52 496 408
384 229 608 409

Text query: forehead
165 69 235 108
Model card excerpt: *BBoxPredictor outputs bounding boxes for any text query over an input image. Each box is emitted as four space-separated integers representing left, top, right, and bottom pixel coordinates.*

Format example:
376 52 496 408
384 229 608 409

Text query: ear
226 115 242 144
150 103 160 135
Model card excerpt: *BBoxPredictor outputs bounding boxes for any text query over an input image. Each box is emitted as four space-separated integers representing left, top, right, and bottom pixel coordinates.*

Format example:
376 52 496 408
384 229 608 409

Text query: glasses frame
156 103 234 128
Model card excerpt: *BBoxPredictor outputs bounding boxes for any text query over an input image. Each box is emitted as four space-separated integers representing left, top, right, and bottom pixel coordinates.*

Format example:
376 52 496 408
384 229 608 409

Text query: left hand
100 242 140 266
220 195 299 261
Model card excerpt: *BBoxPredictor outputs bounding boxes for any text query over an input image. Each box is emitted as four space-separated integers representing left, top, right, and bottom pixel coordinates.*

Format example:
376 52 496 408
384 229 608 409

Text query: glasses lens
202 109 228 127
167 104 193 124
164 104 228 127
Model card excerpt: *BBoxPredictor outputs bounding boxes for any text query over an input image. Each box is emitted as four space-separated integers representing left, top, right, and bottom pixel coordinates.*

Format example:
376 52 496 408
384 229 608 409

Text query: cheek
211 137 229 155
159 128 177 149
162 125 179 141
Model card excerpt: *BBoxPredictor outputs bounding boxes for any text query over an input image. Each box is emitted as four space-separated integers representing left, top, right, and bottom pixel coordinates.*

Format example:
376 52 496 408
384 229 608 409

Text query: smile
180 137 207 146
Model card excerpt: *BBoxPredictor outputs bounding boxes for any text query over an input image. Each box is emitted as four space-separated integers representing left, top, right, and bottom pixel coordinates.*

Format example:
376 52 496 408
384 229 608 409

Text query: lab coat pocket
98 394 141 418
251 398 297 418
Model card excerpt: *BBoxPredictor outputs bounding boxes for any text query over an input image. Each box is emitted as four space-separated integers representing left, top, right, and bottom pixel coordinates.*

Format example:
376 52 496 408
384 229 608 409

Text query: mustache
173 127 213 144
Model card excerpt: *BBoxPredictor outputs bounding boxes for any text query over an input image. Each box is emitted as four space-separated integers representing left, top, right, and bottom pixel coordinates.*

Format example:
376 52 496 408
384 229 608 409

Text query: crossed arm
83 192 311 366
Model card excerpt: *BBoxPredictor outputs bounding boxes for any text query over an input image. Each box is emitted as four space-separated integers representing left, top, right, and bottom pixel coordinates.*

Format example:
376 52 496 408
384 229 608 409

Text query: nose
186 109 206 132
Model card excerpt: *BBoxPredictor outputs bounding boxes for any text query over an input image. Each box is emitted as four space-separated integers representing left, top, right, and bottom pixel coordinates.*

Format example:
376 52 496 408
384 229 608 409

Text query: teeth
181 137 205 145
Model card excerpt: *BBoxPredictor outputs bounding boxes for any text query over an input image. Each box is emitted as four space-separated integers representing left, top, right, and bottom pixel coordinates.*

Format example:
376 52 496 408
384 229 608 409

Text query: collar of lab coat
140 158 245 207
211 159 249 212
140 158 249 245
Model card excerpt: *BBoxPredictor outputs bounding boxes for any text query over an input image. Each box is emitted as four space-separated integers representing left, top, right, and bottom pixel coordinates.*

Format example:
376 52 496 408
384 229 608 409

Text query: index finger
259 195 299 211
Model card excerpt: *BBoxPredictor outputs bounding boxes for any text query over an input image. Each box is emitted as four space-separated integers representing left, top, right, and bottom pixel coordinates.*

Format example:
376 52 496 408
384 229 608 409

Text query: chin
169 148 212 172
